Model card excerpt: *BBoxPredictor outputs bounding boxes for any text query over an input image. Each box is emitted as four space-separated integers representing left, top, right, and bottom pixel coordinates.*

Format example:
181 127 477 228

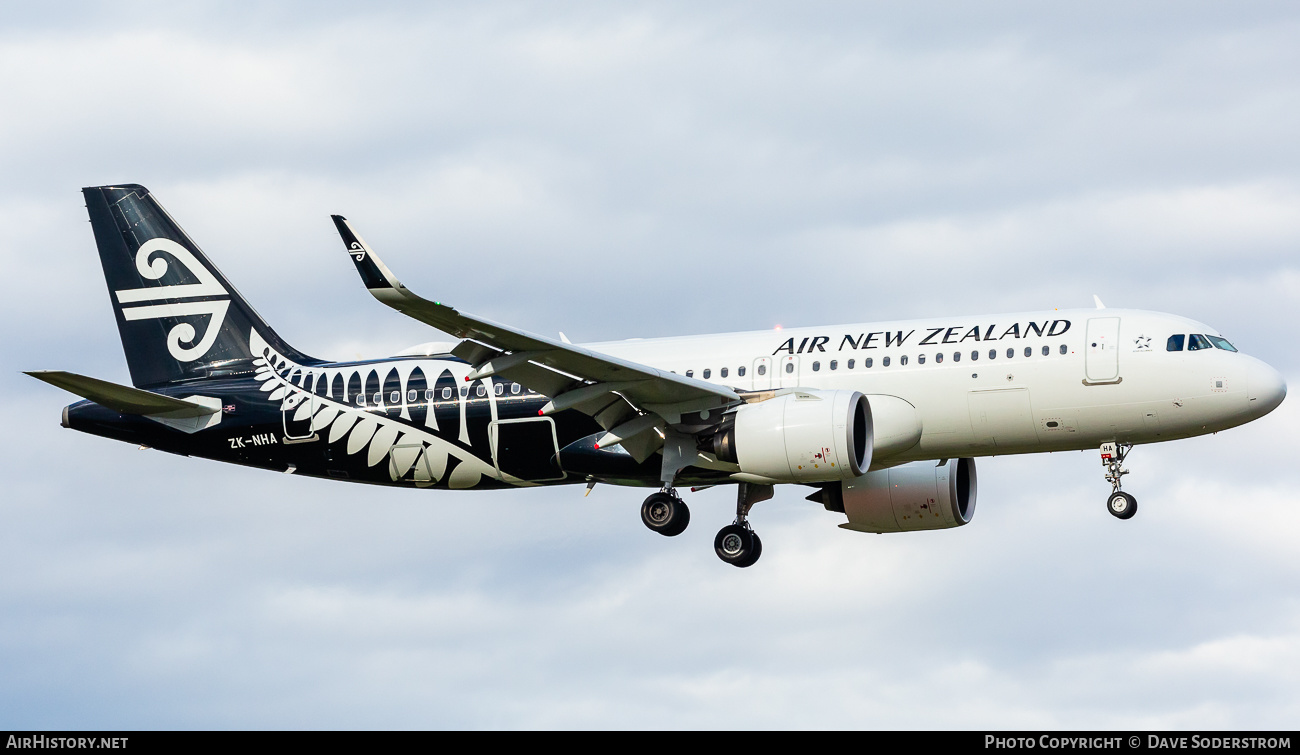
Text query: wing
332 216 739 459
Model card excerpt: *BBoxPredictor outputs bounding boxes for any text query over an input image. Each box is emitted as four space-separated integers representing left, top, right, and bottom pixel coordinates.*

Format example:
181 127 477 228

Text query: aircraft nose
1247 358 1287 417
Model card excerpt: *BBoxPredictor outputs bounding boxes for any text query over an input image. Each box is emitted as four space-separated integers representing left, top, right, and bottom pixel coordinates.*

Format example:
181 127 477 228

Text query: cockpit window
1207 335 1238 352
1166 334 1185 352
1188 334 1213 351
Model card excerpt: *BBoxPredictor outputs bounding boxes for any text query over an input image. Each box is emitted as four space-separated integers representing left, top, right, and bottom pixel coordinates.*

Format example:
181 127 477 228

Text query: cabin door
1085 317 1121 383
281 391 317 441
490 418 566 482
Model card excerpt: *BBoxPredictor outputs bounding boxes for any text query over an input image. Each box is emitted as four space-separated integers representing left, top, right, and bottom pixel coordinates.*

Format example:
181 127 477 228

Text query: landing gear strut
1101 442 1137 520
715 482 773 567
642 429 696 537
641 488 690 536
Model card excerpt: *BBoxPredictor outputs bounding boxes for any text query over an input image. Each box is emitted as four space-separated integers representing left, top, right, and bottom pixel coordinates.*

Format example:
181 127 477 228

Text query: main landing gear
715 482 773 568
640 483 774 568
1101 442 1137 520
641 489 690 537
648 431 772 566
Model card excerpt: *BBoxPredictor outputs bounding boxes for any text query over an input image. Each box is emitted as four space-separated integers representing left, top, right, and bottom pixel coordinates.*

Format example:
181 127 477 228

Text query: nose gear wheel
1107 491 1137 519
1101 442 1138 520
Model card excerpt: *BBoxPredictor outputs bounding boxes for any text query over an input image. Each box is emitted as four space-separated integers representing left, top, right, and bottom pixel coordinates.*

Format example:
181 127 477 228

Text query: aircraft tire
736 533 762 568
1107 491 1137 520
642 492 690 536
714 524 759 567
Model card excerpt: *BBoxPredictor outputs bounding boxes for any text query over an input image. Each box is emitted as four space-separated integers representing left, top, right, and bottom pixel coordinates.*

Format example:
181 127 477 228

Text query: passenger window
847 359 855 369
425 389 434 401
1188 334 1213 351
355 394 365 406
721 367 729 378
1005 348 1012 359
373 392 382 405
1024 347 1031 358
686 370 694 378
953 352 961 362
785 362 794 374
511 383 521 395
494 383 504 396
900 355 908 365
442 387 452 400
883 356 891 367
1042 345 1049 356
476 385 486 397
387 391 398 404
757 365 766 376
935 353 943 363
459 386 468 398
865 357 874 368
1207 335 1237 352
830 360 838 370
918 355 926 364
405 389 416 403
988 349 996 360
703 368 711 379
738 366 746 377
1059 344 1067 355
812 361 821 372
971 351 979 361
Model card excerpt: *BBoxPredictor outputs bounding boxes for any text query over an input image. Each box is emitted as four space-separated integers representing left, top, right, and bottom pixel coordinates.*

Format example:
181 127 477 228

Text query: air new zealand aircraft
29 185 1287 567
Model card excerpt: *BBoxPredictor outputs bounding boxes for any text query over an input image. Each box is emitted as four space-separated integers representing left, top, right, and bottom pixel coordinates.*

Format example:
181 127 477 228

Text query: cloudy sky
2 1 1298 728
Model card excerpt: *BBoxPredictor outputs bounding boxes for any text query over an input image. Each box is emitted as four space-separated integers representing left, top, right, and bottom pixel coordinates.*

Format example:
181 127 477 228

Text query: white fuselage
583 307 1286 465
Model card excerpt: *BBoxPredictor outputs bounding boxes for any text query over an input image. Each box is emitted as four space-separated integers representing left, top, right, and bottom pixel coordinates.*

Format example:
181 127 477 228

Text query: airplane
27 184 1288 567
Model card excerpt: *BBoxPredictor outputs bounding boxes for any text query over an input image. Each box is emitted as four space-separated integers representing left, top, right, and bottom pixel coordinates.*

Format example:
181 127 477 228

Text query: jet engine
811 458 977 532
710 389 871 483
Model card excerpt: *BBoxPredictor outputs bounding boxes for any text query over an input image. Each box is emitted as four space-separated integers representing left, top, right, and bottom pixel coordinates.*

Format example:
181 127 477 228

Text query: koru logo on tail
113 238 231 362
349 241 366 262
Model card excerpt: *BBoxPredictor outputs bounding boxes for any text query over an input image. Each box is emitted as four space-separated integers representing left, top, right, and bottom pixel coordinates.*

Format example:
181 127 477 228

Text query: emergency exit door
752 357 772 390
1085 317 1121 383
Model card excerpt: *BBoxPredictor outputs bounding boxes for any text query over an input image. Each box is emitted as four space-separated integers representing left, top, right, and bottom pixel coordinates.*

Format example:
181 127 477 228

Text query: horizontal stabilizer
25 371 217 418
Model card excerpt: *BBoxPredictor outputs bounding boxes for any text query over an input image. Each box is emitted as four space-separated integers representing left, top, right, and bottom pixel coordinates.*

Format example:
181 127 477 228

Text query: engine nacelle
821 458 977 533
712 389 871 483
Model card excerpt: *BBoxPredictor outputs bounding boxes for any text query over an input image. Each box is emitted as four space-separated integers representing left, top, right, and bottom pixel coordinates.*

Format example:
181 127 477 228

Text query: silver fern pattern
249 329 516 488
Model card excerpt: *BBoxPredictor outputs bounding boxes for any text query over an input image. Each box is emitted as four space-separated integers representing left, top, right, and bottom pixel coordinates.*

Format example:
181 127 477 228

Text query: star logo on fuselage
1134 335 1152 351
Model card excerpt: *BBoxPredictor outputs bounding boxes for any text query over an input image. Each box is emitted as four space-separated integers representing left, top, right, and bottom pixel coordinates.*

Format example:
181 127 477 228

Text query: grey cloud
2 1 1298 728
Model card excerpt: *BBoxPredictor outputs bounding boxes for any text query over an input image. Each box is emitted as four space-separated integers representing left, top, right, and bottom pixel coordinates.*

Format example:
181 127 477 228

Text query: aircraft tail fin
82 184 315 388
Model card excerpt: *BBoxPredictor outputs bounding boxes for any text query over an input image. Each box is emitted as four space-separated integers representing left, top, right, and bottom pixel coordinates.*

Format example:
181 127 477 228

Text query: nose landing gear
1107 490 1137 519
1101 442 1137 520
714 482 773 567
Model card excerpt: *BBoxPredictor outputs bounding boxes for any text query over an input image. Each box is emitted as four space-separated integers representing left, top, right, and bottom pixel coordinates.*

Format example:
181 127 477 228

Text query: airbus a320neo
29 185 1288 567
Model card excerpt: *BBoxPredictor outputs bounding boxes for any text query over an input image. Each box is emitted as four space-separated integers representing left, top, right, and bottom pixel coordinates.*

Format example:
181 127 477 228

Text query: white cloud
2 1 1299 729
